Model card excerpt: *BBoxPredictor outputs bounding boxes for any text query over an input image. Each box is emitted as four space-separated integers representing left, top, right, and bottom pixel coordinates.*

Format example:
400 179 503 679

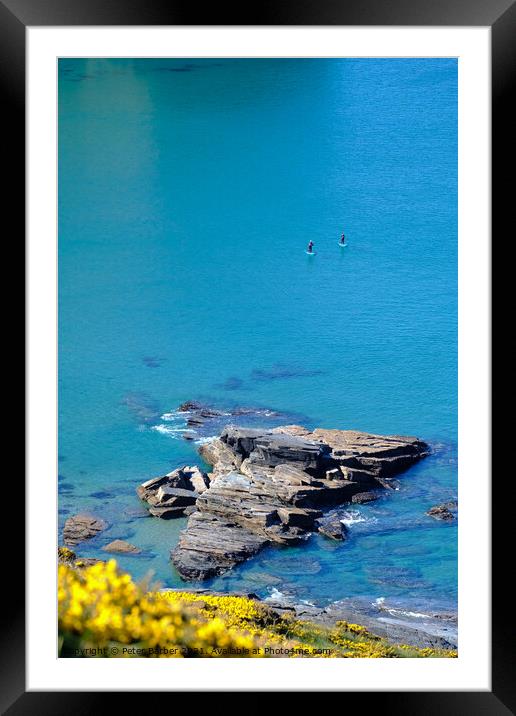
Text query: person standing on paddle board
307 240 314 253
339 233 346 246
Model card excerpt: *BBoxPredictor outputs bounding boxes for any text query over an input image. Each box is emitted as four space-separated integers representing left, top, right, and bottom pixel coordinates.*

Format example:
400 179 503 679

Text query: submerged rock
170 424 428 580
102 539 141 555
426 503 456 521
169 400 303 442
63 514 108 546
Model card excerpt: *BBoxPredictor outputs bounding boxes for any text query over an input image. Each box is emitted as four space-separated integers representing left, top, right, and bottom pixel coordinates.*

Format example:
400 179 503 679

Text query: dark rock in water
63 514 108 546
186 410 225 428
178 401 224 423
171 400 304 441
316 514 348 540
426 504 456 521
167 423 428 580
178 401 203 412
137 465 209 518
103 539 141 555
90 490 113 499
351 491 379 504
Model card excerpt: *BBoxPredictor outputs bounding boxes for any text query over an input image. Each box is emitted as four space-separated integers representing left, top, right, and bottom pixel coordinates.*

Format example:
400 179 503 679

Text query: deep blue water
58 58 457 614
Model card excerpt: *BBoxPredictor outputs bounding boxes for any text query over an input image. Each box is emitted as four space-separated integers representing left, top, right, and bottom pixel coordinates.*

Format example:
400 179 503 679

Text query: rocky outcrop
172 512 269 580
170 425 428 580
63 514 108 546
137 465 209 518
102 539 141 554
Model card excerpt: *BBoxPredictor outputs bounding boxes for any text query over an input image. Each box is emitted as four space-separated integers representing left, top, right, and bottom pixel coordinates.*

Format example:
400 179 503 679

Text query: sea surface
58 58 457 616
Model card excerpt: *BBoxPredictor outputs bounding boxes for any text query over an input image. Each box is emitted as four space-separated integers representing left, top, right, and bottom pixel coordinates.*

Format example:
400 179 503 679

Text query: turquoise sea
58 58 457 614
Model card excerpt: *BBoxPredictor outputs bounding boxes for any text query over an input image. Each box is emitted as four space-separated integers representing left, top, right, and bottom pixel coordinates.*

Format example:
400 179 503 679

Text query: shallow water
58 58 457 613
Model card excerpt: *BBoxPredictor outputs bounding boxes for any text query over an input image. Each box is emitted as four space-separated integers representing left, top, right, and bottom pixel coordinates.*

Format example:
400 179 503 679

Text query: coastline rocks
426 503 456 521
286 599 458 651
170 424 428 580
102 539 141 555
316 514 348 540
63 514 108 546
137 465 209 518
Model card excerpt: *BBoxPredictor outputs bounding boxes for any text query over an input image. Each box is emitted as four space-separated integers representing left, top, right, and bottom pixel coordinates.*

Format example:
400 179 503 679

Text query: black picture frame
6 0 509 710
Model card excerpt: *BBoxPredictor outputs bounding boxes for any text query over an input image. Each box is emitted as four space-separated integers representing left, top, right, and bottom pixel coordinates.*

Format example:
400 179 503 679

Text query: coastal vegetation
58 558 457 659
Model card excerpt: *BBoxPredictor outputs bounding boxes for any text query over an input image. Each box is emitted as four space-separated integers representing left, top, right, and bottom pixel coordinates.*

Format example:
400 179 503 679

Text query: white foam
340 509 370 527
194 436 217 445
160 411 189 421
151 424 187 436
372 597 430 619
264 588 287 603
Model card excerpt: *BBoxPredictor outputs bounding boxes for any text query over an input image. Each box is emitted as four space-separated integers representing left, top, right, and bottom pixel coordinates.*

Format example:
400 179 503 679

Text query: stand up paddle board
306 251 317 256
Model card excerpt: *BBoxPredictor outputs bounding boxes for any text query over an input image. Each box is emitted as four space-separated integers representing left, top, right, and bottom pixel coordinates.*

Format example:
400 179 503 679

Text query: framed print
4 0 510 708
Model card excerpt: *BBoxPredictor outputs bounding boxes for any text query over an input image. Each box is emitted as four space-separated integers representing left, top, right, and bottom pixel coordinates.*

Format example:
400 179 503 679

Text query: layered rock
63 514 108 546
137 465 209 518
172 512 268 580
171 425 429 580
274 426 429 486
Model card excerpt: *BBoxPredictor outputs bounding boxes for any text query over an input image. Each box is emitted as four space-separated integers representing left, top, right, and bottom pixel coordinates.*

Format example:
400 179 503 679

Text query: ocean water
58 58 457 614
